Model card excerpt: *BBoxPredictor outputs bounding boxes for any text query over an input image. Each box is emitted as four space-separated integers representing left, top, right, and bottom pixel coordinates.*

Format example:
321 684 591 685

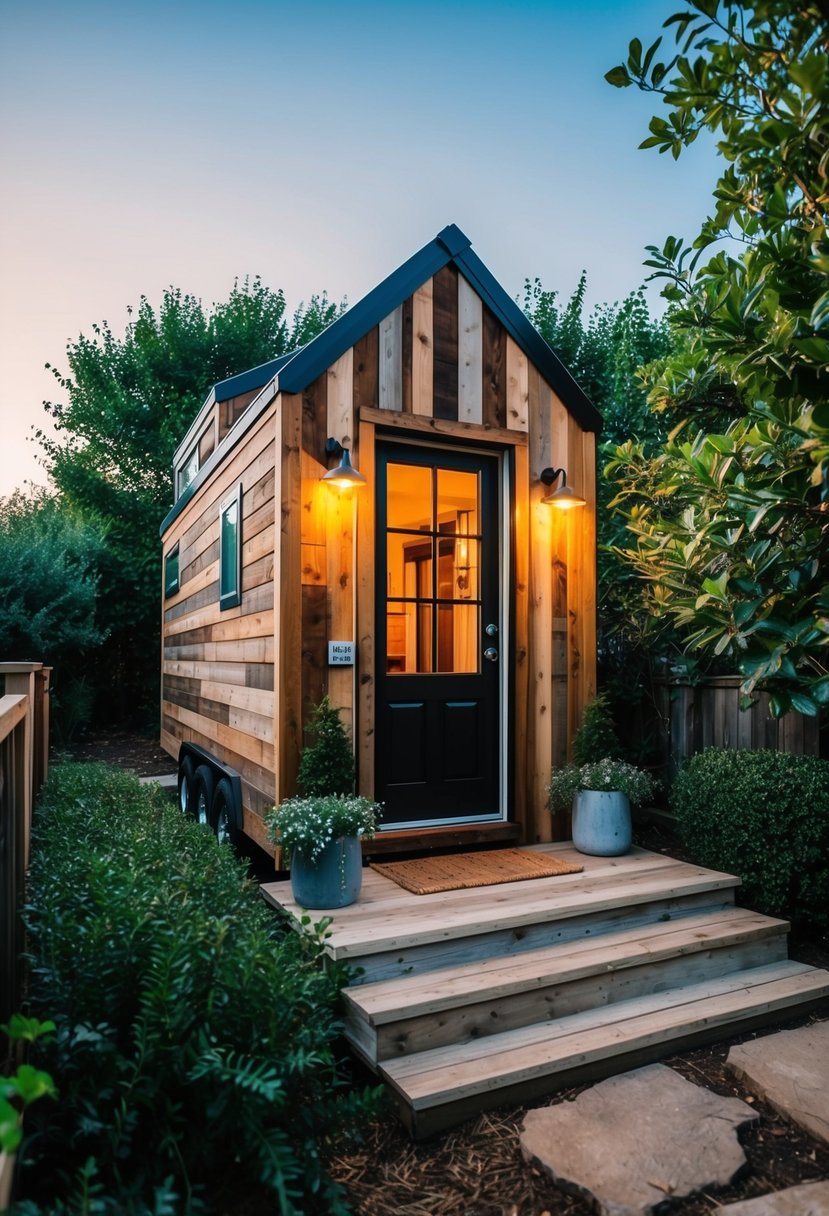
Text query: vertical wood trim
549 384 569 781
526 366 553 842
412 279 434 417
513 444 530 842
482 305 506 429
327 349 354 449
356 420 376 797
432 264 459 420
506 336 529 432
458 276 483 425
565 407 597 752
353 327 379 414
402 296 413 414
278 393 302 803
379 307 403 411
326 349 356 734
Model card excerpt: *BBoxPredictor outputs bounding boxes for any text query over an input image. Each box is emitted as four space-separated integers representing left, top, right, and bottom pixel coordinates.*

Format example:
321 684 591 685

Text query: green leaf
605 65 632 88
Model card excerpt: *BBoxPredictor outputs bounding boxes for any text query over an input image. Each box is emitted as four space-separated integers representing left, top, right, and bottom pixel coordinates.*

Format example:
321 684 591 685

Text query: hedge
672 748 829 929
16 762 379 1215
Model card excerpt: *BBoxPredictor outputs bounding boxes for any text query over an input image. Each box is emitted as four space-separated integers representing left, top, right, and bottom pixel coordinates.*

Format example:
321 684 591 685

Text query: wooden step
380 961 829 1139
344 908 790 1063
265 848 741 983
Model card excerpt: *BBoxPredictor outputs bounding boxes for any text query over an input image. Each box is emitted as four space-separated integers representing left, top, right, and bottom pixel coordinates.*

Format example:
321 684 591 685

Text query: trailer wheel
211 777 240 847
193 765 214 829
178 756 196 816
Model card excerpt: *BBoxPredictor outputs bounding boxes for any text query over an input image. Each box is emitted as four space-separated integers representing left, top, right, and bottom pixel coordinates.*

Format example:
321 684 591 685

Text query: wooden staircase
261 844 829 1139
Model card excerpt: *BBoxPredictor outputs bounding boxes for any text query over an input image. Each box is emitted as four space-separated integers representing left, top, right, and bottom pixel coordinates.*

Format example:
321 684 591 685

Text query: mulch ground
71 731 829 1215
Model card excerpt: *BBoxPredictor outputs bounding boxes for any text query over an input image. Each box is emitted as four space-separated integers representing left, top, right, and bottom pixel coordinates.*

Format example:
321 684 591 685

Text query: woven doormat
370 848 583 895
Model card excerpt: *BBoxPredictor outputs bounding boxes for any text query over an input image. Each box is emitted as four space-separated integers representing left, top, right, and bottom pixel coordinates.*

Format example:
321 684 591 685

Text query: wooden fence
0 663 50 1026
655 676 821 784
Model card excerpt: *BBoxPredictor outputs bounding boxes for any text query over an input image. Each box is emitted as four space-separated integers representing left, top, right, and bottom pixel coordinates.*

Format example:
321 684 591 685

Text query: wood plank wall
162 267 597 851
298 271 597 843
161 403 278 852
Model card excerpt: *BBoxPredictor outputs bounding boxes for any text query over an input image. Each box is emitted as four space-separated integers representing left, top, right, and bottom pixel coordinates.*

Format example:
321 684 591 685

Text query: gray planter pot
290 836 363 908
572 789 633 856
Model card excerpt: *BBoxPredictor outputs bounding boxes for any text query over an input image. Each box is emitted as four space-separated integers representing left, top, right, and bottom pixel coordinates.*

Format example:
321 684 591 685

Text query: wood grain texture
512 445 530 840
506 336 529 432
379 307 403 411
301 584 327 723
458 275 483 425
412 279 434 417
353 327 379 414
356 419 376 797
327 349 354 448
278 392 302 803
482 304 506 429
432 265 458 421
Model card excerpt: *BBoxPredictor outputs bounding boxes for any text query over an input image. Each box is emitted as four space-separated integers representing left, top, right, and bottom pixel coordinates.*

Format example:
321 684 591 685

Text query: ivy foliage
19 763 380 1214
672 748 829 926
606 1 829 717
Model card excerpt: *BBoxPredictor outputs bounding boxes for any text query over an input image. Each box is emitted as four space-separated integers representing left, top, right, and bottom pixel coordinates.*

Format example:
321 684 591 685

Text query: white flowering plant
548 759 658 814
266 794 381 865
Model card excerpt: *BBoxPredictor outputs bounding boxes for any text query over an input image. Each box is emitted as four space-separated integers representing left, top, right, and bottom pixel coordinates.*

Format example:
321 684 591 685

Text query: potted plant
266 793 381 908
548 695 657 856
266 697 381 908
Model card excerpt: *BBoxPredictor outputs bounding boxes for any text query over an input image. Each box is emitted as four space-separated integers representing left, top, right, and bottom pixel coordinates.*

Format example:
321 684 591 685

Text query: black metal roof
209 224 602 432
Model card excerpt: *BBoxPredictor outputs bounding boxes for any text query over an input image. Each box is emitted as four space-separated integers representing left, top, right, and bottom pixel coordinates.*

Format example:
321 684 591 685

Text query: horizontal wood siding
161 402 278 838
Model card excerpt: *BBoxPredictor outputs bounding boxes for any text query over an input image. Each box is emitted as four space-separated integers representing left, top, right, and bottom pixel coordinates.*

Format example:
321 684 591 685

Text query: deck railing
0 663 51 1025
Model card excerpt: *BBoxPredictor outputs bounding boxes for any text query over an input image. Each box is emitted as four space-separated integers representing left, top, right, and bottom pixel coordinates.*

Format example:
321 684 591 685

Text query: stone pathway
727 1021 829 1147
520 1063 759 1216
713 1179 829 1215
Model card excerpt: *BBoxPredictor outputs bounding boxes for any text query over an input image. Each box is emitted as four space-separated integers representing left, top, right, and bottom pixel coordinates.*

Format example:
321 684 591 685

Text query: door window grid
385 463 481 674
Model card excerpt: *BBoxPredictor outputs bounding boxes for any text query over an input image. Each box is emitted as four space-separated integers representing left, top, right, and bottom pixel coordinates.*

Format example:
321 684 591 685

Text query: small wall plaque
328 641 355 666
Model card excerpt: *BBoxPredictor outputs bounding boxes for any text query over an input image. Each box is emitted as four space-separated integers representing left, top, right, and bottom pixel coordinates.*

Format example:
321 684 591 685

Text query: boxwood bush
672 748 829 929
17 763 379 1215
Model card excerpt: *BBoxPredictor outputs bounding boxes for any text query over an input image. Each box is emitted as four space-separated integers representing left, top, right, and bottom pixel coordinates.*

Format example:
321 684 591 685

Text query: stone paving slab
520 1063 759 1216
713 1179 829 1215
727 1020 829 1146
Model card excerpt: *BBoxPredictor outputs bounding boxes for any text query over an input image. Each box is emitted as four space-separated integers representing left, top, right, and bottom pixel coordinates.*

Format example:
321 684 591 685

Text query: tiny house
159 225 601 854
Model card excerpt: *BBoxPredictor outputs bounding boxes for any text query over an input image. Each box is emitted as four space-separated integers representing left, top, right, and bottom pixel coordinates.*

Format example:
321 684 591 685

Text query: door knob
485 623 498 636
483 647 498 662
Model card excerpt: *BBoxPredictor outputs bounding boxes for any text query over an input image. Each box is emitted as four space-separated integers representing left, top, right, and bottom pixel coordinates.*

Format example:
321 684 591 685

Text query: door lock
485 623 498 636
483 647 498 663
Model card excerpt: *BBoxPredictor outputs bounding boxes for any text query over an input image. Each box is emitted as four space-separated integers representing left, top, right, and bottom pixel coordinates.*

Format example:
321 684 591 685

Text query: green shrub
572 694 624 766
672 748 829 929
19 762 380 1214
298 697 356 796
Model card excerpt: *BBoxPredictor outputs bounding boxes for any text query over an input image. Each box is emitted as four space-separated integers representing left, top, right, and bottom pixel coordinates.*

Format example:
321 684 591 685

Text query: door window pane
437 603 479 673
387 463 432 530
437 469 478 535
437 537 479 601
387 533 432 600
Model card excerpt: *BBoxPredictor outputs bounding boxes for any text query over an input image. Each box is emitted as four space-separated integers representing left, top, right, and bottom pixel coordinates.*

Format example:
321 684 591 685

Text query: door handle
483 647 498 663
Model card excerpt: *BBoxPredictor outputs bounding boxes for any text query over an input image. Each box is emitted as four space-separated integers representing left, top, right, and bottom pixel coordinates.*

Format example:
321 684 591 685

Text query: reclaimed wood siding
297 271 597 840
161 403 277 851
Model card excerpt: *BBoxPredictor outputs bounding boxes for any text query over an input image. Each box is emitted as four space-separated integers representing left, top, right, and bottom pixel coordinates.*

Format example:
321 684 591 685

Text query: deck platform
261 843 829 1138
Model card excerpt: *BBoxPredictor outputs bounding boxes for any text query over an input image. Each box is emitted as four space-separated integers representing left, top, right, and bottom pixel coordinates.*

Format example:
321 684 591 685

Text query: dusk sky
0 0 721 498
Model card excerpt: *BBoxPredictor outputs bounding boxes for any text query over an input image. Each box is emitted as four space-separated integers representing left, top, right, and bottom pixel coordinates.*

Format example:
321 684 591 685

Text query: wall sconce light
322 437 367 491
540 467 585 509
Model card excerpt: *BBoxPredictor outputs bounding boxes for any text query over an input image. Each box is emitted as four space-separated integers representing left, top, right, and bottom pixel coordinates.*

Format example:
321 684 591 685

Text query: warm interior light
540 466 585 509
322 441 367 492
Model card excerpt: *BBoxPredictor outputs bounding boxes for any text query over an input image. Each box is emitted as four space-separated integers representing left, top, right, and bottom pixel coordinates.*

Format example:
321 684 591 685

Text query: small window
164 544 180 598
219 483 242 610
178 445 199 497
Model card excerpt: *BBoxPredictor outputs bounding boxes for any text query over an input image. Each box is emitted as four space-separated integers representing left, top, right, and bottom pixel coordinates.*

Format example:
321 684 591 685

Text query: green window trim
219 483 243 610
164 544 180 599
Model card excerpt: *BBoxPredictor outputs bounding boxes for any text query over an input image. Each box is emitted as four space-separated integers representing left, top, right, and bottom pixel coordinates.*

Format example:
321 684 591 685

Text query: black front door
375 442 502 827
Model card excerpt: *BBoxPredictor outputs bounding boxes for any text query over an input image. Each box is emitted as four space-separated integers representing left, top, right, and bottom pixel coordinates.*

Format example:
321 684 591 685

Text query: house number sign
328 641 355 666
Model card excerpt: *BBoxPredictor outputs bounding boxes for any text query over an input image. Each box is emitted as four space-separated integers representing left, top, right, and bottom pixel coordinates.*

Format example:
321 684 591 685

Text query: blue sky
0 0 721 496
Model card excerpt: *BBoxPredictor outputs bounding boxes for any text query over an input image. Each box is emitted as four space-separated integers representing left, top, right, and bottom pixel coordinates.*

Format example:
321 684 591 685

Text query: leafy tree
37 278 343 726
606 0 829 717
0 490 108 742
524 277 676 750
